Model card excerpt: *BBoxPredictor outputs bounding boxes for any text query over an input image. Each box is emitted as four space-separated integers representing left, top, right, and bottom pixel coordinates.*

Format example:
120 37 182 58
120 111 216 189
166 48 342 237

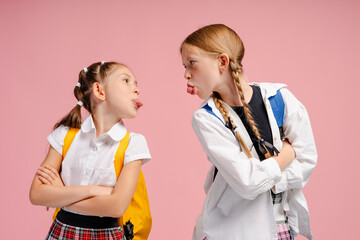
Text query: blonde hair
182 24 271 158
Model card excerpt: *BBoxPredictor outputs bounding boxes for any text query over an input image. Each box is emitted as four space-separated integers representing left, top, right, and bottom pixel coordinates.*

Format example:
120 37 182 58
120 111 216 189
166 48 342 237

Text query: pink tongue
187 86 195 95
134 100 143 107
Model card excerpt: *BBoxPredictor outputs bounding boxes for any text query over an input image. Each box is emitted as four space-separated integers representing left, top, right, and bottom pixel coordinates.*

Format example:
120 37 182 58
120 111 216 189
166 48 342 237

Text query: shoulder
191 97 232 139
124 132 151 165
193 96 223 123
251 82 287 96
47 125 70 155
128 132 148 146
193 98 218 128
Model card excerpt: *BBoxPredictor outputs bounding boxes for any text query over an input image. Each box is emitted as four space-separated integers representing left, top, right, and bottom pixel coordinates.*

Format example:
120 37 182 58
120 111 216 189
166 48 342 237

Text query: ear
92 82 106 102
218 53 230 73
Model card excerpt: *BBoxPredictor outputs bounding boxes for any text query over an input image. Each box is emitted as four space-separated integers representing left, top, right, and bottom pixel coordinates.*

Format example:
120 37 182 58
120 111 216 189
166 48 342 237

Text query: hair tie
75 82 81 88
77 101 84 107
83 67 88 73
101 61 105 65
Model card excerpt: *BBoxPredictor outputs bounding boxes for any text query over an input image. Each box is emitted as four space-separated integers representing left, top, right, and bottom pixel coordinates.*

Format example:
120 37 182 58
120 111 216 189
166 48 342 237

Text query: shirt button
274 137 277 141
85 170 91 176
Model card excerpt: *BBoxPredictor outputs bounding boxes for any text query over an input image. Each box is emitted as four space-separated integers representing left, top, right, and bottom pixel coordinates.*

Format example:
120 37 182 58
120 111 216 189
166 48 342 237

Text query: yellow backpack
52 128 152 240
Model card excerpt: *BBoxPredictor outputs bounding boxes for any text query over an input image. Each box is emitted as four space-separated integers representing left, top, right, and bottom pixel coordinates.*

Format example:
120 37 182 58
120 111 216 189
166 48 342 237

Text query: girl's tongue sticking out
187 85 196 95
132 99 143 109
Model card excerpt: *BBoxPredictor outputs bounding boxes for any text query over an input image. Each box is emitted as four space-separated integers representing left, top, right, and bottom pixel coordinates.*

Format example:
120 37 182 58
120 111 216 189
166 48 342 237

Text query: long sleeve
273 88 317 193
192 110 282 200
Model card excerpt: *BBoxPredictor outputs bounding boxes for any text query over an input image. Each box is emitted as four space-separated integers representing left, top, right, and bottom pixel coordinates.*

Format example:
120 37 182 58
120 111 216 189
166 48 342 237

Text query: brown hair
54 61 126 129
182 24 270 158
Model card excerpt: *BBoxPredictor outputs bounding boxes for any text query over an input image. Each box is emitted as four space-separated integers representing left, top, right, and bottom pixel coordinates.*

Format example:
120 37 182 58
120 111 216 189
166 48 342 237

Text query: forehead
110 66 135 79
181 44 204 58
181 44 218 64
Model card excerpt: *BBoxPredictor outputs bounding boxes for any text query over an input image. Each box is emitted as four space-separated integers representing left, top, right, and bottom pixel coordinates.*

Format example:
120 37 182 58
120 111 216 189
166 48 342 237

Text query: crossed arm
29 145 142 218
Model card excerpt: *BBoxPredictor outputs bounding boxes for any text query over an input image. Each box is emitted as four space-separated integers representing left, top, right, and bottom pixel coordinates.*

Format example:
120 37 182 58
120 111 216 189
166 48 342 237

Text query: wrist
88 186 97 197
274 155 286 171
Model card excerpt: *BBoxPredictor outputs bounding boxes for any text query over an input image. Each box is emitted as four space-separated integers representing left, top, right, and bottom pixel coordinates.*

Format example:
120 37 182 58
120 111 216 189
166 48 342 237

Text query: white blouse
47 115 151 188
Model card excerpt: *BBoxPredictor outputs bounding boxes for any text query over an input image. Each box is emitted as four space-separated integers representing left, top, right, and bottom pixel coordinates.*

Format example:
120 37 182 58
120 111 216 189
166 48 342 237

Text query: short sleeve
124 133 151 165
47 125 69 155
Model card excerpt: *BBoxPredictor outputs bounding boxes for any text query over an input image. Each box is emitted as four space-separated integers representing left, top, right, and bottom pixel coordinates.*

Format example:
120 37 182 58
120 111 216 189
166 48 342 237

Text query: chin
122 111 137 120
128 113 137 119
197 93 208 99
130 111 138 118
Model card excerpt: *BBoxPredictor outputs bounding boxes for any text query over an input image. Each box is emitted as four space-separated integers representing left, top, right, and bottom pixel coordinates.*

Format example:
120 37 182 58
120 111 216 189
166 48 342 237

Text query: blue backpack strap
203 104 224 124
268 90 284 127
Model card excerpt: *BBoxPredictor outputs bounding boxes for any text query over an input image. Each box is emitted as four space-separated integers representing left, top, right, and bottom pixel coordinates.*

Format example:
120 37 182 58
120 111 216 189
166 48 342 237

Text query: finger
38 175 51 185
44 165 60 178
37 168 55 183
39 166 57 181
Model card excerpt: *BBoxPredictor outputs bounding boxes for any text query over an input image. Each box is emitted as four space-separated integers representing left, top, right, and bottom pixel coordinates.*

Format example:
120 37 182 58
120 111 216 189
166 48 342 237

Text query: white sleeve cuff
262 157 282 187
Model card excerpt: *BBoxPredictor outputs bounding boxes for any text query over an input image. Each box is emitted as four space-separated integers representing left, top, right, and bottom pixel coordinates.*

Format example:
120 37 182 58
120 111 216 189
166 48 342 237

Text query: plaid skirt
273 192 293 240
45 219 126 240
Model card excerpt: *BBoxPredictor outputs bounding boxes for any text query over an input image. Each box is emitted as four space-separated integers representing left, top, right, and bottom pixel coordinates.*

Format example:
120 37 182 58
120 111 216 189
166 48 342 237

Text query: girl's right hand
37 165 64 187
273 139 296 171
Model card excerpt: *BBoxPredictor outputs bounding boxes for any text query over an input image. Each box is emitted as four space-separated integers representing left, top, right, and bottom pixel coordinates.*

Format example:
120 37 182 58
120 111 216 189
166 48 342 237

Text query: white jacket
191 82 317 240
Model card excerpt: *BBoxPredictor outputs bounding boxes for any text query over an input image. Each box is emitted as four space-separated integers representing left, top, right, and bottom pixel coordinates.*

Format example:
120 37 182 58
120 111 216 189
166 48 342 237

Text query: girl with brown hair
29 61 151 239
181 24 317 240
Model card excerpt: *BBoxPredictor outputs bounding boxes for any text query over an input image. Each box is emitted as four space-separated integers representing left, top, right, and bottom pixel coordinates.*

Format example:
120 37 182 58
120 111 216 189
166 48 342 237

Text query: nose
184 69 191 80
134 86 140 95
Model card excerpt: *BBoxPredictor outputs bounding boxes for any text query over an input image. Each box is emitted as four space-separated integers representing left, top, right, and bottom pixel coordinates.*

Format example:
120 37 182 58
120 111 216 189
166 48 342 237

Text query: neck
216 74 253 106
92 106 120 139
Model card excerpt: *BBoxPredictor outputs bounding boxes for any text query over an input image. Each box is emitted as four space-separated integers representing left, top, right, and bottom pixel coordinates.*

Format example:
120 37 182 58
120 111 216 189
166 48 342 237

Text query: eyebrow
120 73 131 78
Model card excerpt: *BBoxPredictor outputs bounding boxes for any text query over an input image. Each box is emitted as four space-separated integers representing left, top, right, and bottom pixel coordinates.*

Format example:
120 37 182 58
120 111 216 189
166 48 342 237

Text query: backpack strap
268 89 285 128
203 104 237 135
52 127 80 221
268 89 285 138
114 132 152 240
62 128 80 159
203 104 224 124
114 131 131 178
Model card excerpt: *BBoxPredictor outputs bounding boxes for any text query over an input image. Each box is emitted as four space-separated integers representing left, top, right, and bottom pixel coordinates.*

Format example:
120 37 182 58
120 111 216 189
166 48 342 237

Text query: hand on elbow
275 139 296 170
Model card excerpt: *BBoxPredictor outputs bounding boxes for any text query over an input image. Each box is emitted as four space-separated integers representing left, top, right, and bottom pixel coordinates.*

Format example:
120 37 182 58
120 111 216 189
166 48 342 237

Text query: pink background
1 0 359 239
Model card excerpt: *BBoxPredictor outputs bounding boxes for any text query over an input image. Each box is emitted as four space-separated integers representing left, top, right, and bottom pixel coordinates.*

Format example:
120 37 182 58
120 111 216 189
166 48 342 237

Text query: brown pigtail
213 96 252 158
229 59 272 158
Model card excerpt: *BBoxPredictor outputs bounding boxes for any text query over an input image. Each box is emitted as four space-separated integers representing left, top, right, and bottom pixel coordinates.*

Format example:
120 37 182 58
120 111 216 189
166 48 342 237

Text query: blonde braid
230 59 272 158
213 95 252 158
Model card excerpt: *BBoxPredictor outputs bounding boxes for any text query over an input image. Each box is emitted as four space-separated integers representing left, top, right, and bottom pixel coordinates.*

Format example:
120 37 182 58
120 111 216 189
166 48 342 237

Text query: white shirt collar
81 115 127 141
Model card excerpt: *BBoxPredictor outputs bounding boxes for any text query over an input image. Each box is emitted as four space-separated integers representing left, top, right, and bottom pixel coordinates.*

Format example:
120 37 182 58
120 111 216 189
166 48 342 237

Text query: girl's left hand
36 165 64 187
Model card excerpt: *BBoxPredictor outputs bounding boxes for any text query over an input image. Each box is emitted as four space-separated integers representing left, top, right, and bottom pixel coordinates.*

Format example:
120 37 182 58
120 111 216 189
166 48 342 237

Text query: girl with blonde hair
180 24 317 240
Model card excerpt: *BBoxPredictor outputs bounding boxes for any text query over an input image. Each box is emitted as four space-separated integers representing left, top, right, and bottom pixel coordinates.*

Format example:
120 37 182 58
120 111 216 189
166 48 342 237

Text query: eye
189 60 195 65
123 79 129 83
